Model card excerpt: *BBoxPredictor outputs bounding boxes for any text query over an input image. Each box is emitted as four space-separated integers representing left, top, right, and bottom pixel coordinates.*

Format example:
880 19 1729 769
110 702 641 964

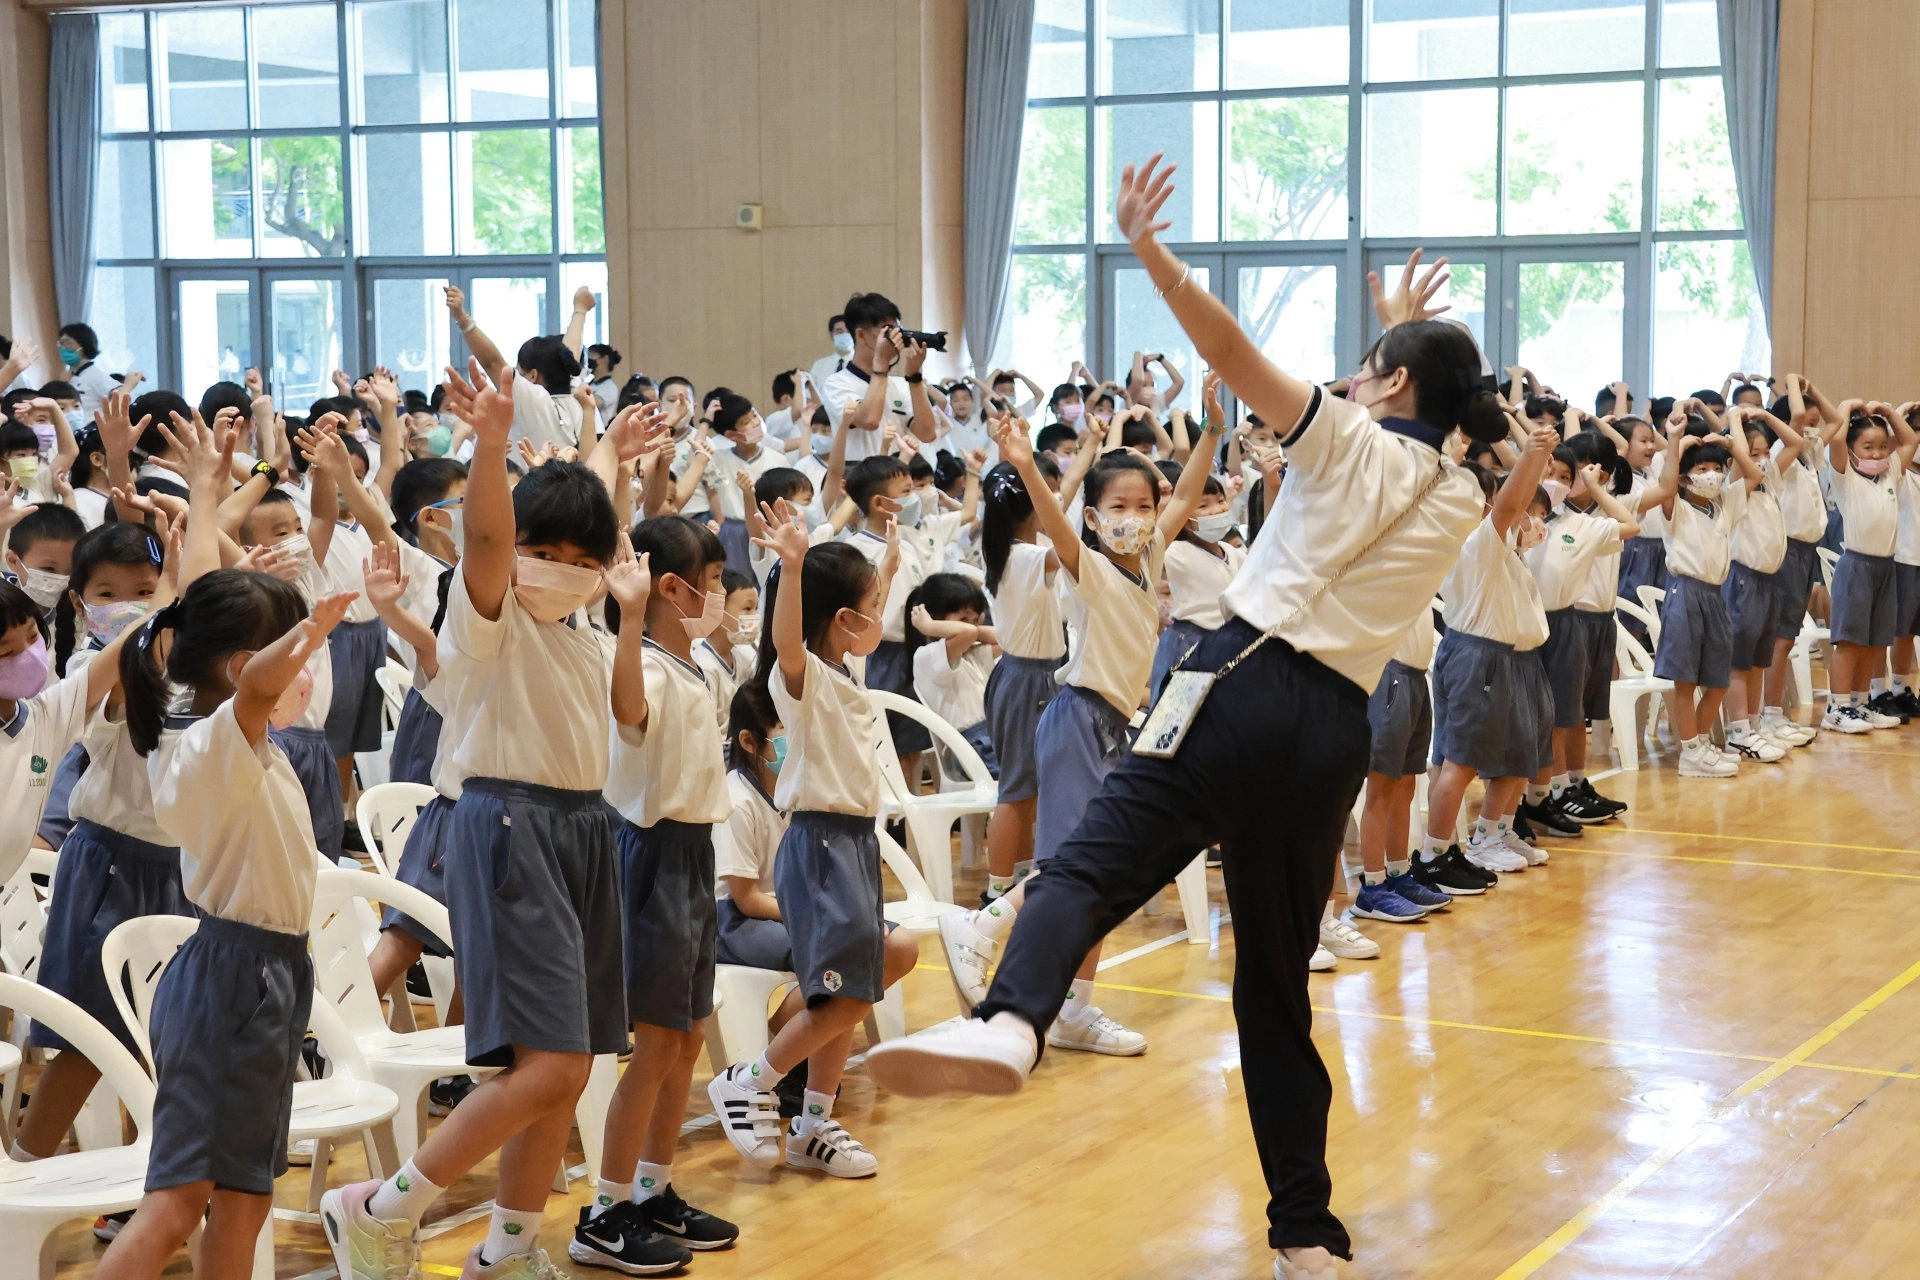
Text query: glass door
265 272 344 407
1500 249 1636 406
1101 252 1220 411
365 270 456 389
1364 248 1497 372
172 271 256 397
1227 255 1346 389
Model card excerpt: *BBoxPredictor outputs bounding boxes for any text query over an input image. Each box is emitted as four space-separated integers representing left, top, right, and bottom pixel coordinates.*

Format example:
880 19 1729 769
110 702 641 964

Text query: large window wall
90 0 605 404
1002 0 1767 406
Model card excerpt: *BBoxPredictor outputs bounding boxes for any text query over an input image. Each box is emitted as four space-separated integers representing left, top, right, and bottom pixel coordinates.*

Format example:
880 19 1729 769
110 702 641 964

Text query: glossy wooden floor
46 719 1920 1279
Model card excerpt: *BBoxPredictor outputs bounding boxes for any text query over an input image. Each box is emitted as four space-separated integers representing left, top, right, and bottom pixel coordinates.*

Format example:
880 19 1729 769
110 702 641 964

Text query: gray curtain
1716 0 1779 328
48 13 101 325
962 0 1036 375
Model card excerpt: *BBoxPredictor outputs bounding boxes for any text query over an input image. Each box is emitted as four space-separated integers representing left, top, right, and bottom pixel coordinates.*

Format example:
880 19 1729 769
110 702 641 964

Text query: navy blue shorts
1366 659 1432 777
379 792 455 957
145 918 311 1195
1541 608 1615 728
617 818 718 1032
1034 685 1133 863
1772 539 1821 641
387 687 442 787
1653 573 1733 688
270 724 344 860
1723 561 1780 671
715 897 793 971
1430 630 1551 778
983 653 1061 804
774 811 885 1007
1831 550 1898 648
324 617 390 757
445 778 629 1066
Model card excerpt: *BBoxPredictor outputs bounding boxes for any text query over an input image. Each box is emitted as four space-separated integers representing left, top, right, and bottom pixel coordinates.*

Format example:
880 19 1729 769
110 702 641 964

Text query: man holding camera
822 291 941 461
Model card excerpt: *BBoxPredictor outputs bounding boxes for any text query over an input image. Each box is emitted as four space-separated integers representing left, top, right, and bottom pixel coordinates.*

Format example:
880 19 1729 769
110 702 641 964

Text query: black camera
899 327 949 352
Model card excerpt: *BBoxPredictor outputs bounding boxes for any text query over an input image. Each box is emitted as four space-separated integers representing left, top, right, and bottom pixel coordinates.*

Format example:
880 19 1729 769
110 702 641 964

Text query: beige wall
602 0 968 404
1771 0 1920 396
0 0 59 363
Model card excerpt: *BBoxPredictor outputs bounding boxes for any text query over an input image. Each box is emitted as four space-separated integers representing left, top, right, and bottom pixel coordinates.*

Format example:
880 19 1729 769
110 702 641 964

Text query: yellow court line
424 1267 463 1278
1495 955 1920 1279
1584 846 1920 881
1598 824 1920 858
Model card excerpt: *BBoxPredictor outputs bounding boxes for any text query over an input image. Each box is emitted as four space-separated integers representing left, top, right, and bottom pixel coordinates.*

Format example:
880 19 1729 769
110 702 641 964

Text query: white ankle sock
1569 769 1587 784
1762 705 1783 721
1549 772 1571 797
632 1161 670 1203
1386 857 1411 877
743 1054 784 1090
1896 675 1912 693
795 1090 835 1133
593 1178 631 1212
1060 977 1093 1021
1730 718 1750 733
480 1205 544 1264
7 1140 40 1162
1361 870 1386 886
1871 677 1888 696
367 1159 445 1226
1418 833 1448 863
1525 783 1550 805
975 894 1019 943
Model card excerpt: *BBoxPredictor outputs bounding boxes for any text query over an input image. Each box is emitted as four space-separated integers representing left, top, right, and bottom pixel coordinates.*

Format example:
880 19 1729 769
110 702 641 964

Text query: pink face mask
268 663 315 729
839 608 883 658
1852 453 1891 478
1060 402 1085 425
512 554 602 623
0 635 49 700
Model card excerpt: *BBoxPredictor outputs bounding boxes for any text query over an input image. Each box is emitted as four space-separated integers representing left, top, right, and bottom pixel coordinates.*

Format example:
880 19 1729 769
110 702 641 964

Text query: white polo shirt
694 636 757 732
705 439 786 522
714 769 785 896
1164 539 1246 629
1899 469 1920 567
1833 459 1902 558
912 640 993 732
845 518 963 643
606 641 731 827
1734 469 1789 574
0 666 94 882
438 569 616 793
986 541 1064 661
70 700 171 846
509 376 582 451
1772 446 1829 544
821 365 913 462
149 701 317 934
1528 508 1623 612
1441 516 1550 651
1664 483 1746 585
766 650 880 816
1220 389 1485 692
1057 533 1165 716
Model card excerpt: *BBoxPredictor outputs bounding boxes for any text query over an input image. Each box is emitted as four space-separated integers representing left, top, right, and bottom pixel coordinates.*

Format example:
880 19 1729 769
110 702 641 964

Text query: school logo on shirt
1561 533 1576 544
822 969 843 993
29 755 47 787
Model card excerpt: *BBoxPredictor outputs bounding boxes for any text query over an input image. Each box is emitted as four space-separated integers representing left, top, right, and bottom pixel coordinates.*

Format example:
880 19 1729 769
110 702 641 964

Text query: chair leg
869 983 906 1044
703 1018 731 1077
1175 854 1210 942
573 1054 617 1184
251 1212 275 1280
305 1137 333 1213
905 814 955 904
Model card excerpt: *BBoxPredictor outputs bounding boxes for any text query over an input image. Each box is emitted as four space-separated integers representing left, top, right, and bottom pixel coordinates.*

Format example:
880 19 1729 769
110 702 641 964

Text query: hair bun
1459 387 1510 445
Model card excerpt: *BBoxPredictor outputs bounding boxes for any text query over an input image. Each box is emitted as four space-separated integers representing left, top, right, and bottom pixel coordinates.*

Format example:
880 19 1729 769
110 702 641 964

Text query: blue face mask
58 345 81 369
426 424 453 456
832 332 855 356
767 734 788 773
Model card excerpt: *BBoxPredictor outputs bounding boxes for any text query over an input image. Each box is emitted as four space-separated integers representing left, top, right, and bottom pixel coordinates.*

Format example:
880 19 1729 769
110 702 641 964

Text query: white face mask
832 332 855 356
84 599 152 646
1192 511 1236 544
18 566 66 612
895 492 924 528
273 533 314 577
734 611 761 646
676 583 727 639
511 554 602 623
1093 512 1153 557
1541 478 1570 509
1687 471 1726 499
1517 516 1547 551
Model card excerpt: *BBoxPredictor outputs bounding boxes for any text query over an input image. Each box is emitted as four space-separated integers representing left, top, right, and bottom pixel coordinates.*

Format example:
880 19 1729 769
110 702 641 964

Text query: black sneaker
1551 787 1614 825
1512 810 1538 844
635 1185 740 1251
567 1201 693 1274
1577 777 1628 816
774 1067 839 1119
1518 797 1583 839
1412 848 1491 896
1895 689 1920 719
1868 692 1911 723
427 1074 476 1116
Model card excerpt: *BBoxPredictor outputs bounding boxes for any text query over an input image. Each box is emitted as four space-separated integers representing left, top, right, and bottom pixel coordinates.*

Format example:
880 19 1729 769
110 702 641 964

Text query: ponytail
121 603 179 757
980 463 1032 594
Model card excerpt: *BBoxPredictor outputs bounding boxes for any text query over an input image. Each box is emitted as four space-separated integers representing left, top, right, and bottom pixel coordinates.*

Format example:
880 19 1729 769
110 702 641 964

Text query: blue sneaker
1385 871 1453 911
1351 879 1427 923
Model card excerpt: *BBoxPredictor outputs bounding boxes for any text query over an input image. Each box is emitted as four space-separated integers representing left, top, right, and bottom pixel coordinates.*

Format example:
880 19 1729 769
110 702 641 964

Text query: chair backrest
354 782 436 878
1615 624 1660 680
0 972 155 1133
1615 595 1657 633
311 867 455 1036
101 915 200 1066
875 820 938 904
0 862 48 982
868 690 995 790
1635 584 1666 616
374 661 410 730
1815 546 1838 589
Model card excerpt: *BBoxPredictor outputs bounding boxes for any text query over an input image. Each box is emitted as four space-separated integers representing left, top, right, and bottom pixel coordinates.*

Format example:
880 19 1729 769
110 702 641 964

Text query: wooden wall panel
621 0 762 232
623 228 765 396
1805 0 1920 200
0 0 58 350
757 0 900 231
1801 198 1920 399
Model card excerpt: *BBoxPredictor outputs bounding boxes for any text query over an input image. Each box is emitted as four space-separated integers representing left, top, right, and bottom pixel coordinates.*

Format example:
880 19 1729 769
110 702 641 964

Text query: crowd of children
4 250 1918 1280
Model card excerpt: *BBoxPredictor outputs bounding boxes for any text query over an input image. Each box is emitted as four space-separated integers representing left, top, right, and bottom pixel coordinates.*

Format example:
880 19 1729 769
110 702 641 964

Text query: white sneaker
1726 725 1786 762
786 1118 879 1178
937 911 994 1017
319 1181 421 1280
706 1064 783 1167
1046 1004 1148 1056
460 1245 567 1279
1501 827 1548 866
1463 834 1527 873
1678 742 1738 777
287 1137 316 1167
864 1014 1037 1097
1823 705 1872 734
1318 915 1380 960
1866 707 1903 729
1308 944 1336 972
1763 715 1815 746
1275 1246 1341 1279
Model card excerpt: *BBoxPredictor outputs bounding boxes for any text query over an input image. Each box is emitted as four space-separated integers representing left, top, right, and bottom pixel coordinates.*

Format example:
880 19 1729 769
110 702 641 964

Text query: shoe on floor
938 910 994 1018
460 1245 568 1279
428 1074 477 1116
1822 704 1873 734
1047 1004 1148 1055
864 1015 1036 1098
633 1184 738 1251
1576 777 1628 815
706 1064 783 1167
287 1137 316 1167
1411 849 1490 896
1678 741 1738 777
1551 787 1614 825
1895 689 1920 719
1726 724 1787 762
1867 691 1911 723
1308 944 1336 972
1464 833 1527 873
1385 870 1452 911
92 1210 133 1243
786 1118 879 1178
1762 714 1816 746
1865 706 1903 729
567 1201 693 1275
320 1180 419 1280
1275 1245 1341 1279
1319 915 1380 959
1517 798 1583 838
1501 828 1548 866
1351 880 1428 923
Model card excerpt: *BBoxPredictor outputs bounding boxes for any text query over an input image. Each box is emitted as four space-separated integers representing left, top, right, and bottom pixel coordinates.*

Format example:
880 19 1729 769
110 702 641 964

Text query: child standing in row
1722 406 1807 760
1760 379 1828 742
1822 401 1917 732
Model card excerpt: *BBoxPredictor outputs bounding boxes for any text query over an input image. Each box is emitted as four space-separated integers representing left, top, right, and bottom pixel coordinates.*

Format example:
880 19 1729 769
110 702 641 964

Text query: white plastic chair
101 915 404 1213
703 964 904 1076
354 782 436 879
0 862 47 983
374 660 411 729
0 974 153 1280
876 824 968 936
1816 546 1838 591
1610 624 1674 771
869 691 998 905
1624 590 1664 649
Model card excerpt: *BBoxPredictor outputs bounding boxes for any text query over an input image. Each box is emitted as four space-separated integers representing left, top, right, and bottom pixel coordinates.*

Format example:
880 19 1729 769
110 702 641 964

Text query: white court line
1098 929 1190 969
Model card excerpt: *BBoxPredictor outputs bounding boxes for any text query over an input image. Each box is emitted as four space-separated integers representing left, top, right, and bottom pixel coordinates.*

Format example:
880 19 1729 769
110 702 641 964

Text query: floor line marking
1493 955 1920 1279
1595 824 1920 858
1583 846 1920 881
1098 928 1192 969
